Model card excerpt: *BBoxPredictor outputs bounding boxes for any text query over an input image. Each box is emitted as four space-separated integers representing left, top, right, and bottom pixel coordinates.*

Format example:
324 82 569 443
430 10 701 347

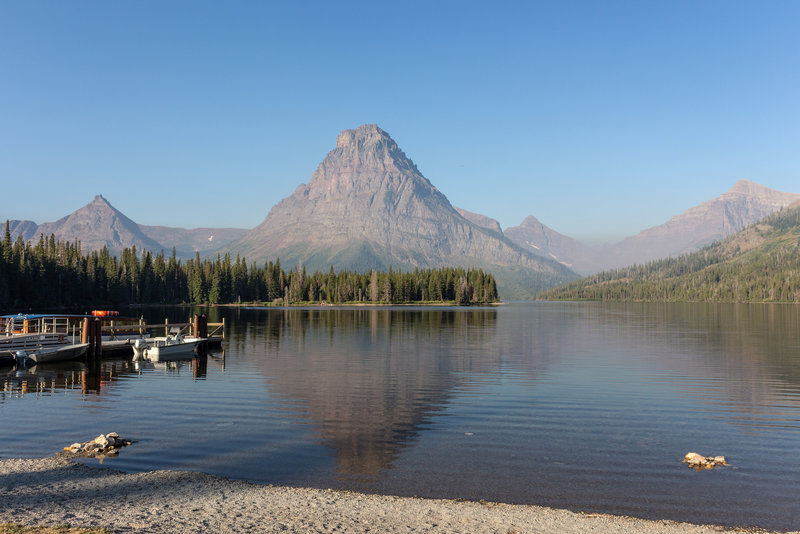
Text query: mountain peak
229 125 578 297
311 125 421 189
31 195 162 255
728 179 769 196
520 215 542 228
335 124 390 148
89 194 114 209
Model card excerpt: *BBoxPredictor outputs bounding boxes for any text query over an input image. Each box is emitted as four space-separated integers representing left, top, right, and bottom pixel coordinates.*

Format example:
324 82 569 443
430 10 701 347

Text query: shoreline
135 300 506 309
0 456 791 534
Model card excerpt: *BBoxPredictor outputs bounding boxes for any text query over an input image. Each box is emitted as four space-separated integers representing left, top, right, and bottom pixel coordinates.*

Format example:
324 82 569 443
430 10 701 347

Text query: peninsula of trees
537 202 800 303
0 223 499 309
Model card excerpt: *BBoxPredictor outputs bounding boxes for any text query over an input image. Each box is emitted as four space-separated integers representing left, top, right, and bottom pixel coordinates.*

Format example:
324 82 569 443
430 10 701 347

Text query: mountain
6 220 39 242
4 196 247 258
228 124 577 297
453 207 503 234
507 179 800 274
505 215 604 274
538 201 800 302
139 225 248 258
33 195 164 255
607 179 800 269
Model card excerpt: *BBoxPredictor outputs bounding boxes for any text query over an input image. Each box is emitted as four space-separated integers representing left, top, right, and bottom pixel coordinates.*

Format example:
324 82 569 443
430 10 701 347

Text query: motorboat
19 342 90 365
132 334 204 362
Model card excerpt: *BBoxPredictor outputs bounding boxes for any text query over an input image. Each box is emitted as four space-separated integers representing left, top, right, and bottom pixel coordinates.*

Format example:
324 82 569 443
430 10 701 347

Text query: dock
86 315 225 358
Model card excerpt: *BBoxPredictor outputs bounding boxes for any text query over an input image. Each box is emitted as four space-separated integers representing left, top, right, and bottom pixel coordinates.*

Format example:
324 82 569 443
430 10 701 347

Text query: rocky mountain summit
5 195 247 258
36 195 163 254
228 124 577 296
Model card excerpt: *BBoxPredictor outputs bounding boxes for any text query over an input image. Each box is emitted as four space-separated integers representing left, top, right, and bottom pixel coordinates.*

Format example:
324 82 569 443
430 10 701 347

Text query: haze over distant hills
505 179 800 274
538 200 800 302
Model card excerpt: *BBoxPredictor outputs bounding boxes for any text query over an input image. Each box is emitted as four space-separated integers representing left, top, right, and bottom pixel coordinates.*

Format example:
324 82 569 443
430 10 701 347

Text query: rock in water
683 452 728 470
62 432 131 459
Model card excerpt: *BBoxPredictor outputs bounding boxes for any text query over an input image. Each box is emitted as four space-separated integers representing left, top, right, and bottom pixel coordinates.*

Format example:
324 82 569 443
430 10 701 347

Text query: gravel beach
0 456 791 534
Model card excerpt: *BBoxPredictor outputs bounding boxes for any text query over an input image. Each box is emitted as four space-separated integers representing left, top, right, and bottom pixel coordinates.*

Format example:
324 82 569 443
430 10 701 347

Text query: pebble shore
0 456 791 533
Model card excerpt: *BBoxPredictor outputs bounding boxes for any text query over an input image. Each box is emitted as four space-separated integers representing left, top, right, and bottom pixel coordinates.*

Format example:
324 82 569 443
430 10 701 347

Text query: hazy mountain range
4 124 799 298
7 195 248 259
504 179 800 274
538 200 800 302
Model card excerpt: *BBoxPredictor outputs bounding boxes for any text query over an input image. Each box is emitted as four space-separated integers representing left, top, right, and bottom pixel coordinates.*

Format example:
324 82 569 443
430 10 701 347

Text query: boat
0 350 17 367
21 342 90 365
0 314 82 351
1 313 146 359
132 334 204 362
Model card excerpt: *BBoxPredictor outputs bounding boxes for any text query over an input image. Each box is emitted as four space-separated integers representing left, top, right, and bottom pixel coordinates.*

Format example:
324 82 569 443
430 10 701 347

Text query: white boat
21 342 90 365
0 315 81 352
132 334 204 362
1 313 145 354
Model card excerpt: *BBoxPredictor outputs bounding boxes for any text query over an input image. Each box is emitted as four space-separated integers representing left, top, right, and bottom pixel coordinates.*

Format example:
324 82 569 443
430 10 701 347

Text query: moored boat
0 314 81 351
0 350 17 367
132 334 204 362
23 342 90 365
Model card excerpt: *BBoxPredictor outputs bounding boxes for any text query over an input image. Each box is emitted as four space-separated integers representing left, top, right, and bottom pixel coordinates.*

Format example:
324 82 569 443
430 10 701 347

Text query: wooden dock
82 315 225 358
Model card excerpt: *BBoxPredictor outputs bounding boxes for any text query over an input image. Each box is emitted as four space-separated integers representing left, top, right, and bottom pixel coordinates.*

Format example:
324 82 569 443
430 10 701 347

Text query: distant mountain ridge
226 124 577 297
537 200 800 302
606 179 800 268
504 215 606 274
505 179 800 274
5 195 247 258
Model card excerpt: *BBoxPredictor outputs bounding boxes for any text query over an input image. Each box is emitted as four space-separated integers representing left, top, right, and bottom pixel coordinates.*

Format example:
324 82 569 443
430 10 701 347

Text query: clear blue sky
1 1 799 242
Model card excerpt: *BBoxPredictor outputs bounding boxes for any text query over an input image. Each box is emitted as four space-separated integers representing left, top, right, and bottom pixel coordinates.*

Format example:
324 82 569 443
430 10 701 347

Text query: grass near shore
0 525 111 534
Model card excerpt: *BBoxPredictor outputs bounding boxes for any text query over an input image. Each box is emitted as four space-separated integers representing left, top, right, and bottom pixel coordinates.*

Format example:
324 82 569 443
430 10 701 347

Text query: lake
1 302 799 530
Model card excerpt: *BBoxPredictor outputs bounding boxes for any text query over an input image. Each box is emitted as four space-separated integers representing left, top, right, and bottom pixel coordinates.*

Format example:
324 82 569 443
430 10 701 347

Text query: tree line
0 223 499 309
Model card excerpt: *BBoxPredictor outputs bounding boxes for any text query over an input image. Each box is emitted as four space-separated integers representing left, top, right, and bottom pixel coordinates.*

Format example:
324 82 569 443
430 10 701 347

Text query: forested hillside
537 202 800 302
0 223 498 309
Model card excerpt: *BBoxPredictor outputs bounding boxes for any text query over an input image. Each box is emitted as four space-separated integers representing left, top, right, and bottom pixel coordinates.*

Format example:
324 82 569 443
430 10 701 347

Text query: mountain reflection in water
1 303 799 530
230 308 501 480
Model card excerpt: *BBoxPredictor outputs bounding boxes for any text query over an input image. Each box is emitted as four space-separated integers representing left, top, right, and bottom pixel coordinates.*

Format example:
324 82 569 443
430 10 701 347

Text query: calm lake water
2 303 799 530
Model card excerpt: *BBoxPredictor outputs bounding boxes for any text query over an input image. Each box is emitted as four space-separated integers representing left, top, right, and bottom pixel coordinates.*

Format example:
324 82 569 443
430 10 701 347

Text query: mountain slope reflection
230 308 502 479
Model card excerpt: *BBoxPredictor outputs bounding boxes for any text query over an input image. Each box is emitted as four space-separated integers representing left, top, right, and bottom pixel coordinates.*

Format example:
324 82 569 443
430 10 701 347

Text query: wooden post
199 314 208 338
81 318 90 345
192 315 199 338
222 317 225 340
91 318 102 358
164 318 169 337
95 318 102 356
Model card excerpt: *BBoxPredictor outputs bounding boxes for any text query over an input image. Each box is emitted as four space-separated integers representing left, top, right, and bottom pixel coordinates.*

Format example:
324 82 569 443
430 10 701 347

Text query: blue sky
1 1 798 242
